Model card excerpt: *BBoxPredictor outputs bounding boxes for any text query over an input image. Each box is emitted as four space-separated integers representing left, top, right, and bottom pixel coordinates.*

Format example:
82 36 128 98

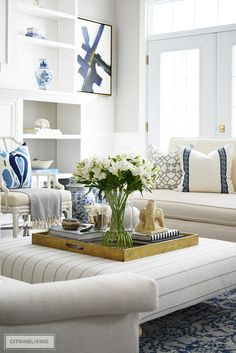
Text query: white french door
217 30 236 138
148 29 236 150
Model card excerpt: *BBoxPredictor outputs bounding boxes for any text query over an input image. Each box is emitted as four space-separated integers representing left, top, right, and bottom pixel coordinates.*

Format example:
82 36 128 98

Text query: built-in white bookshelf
17 0 78 92
18 35 76 50
22 99 83 173
18 2 76 20
0 0 96 175
0 0 114 176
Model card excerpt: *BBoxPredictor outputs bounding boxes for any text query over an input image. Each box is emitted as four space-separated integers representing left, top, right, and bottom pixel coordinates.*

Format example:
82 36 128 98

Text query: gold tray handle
65 243 84 251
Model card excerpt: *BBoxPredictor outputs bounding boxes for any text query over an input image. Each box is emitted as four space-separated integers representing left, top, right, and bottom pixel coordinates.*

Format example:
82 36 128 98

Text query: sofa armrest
0 273 158 325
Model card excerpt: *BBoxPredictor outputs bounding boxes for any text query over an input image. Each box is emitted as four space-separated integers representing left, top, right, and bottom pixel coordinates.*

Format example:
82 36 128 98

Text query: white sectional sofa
135 137 236 242
0 273 157 353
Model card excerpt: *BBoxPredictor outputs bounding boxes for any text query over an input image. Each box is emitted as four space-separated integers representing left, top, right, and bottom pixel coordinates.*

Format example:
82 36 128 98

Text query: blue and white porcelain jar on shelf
35 58 53 90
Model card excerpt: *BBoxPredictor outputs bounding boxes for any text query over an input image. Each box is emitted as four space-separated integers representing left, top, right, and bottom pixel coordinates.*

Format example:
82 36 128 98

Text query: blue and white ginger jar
35 58 53 90
66 182 96 223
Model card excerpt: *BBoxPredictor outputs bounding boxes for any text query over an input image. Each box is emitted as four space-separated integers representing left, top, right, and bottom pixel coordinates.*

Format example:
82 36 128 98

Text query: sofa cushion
176 144 234 193
168 137 236 191
133 190 236 227
148 145 182 190
0 143 32 189
0 189 71 207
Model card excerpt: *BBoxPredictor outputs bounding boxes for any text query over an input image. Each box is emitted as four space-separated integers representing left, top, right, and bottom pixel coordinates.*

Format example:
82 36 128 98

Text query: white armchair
0 137 72 238
0 273 158 353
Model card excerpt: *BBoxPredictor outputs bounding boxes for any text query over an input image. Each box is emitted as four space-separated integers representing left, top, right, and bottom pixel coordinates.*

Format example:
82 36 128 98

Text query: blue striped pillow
177 144 234 193
0 143 32 189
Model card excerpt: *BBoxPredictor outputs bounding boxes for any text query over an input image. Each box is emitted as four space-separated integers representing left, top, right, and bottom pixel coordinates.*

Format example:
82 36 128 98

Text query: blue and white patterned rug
140 288 236 353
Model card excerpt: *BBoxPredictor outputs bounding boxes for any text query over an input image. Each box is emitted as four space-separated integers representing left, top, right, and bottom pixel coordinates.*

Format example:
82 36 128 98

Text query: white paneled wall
113 132 146 157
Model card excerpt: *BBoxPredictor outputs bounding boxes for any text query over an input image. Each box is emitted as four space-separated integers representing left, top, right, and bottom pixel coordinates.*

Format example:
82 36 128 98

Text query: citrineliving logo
4 334 56 350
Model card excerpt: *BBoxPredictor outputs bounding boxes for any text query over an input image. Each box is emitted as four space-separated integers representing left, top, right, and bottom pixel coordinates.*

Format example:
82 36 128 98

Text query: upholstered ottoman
1 237 236 323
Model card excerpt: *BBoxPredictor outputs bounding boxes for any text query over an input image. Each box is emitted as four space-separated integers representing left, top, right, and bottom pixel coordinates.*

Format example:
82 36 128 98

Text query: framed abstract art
76 17 112 95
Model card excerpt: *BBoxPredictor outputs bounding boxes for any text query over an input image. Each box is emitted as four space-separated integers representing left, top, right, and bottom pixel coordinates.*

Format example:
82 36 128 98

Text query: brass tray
32 231 199 262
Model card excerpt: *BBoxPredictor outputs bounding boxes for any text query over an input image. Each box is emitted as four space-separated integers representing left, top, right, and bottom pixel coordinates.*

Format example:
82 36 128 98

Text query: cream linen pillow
177 144 234 193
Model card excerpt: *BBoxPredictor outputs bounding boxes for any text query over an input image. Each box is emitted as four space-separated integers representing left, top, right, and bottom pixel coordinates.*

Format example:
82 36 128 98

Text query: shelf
0 86 97 104
23 134 81 140
18 2 76 21
1 0 84 174
18 34 75 50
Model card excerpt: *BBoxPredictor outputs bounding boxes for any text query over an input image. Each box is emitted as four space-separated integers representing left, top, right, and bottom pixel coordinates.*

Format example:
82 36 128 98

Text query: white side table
32 169 64 189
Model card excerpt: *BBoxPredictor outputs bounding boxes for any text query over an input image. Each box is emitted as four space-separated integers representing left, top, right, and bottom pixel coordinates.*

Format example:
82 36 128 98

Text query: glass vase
102 189 133 248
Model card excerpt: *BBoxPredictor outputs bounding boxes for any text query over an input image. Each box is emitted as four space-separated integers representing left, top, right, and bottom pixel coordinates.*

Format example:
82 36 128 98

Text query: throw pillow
148 145 182 189
0 143 32 189
176 144 234 193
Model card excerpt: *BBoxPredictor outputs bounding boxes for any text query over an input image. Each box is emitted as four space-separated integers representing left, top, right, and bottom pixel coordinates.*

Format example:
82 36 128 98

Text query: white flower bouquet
73 154 159 248
73 154 158 194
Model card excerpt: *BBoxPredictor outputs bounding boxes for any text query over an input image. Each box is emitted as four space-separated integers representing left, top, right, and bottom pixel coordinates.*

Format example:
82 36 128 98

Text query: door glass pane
151 3 173 35
194 0 217 29
160 49 199 150
172 0 194 32
218 0 236 26
232 46 236 136
148 0 236 35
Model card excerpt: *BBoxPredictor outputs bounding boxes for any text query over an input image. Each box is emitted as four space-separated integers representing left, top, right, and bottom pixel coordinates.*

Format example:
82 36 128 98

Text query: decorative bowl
62 218 80 231
31 159 54 169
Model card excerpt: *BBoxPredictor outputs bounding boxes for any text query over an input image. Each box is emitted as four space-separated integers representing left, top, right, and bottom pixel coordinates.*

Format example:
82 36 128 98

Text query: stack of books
23 128 40 134
34 128 62 137
23 128 62 137
49 225 102 242
132 229 180 243
48 226 181 245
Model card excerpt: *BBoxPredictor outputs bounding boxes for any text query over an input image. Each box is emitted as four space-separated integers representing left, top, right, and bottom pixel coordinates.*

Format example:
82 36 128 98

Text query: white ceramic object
34 118 50 129
31 159 53 169
123 204 140 230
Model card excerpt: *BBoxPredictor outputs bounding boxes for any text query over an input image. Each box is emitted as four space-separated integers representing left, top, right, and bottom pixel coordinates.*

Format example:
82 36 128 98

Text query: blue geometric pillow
0 143 32 189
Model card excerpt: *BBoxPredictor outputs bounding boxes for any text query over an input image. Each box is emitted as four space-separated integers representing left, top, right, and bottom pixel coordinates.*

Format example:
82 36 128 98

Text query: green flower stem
102 189 133 248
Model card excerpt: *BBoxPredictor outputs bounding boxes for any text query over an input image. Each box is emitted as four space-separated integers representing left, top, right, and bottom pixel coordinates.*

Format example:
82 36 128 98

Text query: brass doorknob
218 124 225 133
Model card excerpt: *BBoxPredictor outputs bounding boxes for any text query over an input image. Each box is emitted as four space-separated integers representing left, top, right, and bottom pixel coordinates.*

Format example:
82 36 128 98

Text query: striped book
132 229 180 242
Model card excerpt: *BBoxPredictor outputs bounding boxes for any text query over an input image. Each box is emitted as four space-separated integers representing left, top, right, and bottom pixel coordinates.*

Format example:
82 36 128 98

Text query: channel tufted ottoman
0 236 236 323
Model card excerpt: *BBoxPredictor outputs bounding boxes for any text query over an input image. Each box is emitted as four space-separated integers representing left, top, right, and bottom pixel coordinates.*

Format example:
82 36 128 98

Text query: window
147 1 236 149
148 34 214 150
148 0 236 35
160 49 199 150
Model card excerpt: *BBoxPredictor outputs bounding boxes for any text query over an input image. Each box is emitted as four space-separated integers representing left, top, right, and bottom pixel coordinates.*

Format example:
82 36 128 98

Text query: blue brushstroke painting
77 23 111 93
